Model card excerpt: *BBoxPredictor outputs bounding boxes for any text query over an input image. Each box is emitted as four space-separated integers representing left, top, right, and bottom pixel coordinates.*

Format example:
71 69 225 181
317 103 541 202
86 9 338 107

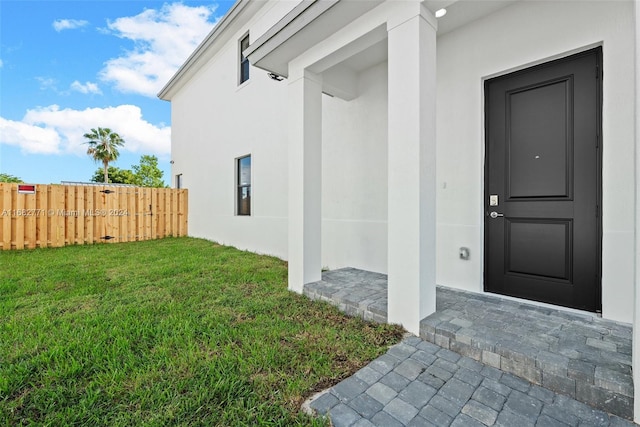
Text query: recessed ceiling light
435 8 447 18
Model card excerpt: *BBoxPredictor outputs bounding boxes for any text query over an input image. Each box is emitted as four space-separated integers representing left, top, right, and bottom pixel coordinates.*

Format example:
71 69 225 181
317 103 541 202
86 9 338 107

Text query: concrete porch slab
303 268 634 420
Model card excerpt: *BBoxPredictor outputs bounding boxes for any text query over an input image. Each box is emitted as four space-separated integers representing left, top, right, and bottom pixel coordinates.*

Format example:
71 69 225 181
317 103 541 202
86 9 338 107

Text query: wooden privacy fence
0 183 188 250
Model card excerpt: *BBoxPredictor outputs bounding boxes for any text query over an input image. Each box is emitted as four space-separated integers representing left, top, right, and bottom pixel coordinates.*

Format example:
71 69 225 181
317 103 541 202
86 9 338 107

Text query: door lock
489 211 504 219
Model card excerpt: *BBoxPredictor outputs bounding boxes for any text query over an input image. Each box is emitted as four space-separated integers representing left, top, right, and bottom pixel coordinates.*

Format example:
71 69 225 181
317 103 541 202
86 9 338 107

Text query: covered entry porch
245 0 640 422
304 268 633 419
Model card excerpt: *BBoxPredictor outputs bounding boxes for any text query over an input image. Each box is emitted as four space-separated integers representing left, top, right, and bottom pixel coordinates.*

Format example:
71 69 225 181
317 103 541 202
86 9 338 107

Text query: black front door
484 48 602 312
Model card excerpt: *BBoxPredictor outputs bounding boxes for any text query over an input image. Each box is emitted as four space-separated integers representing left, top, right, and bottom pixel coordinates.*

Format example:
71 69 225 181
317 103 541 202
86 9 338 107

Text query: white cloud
0 117 61 155
0 105 170 156
36 76 58 91
70 80 102 95
53 19 89 32
0 59 3 68
100 3 219 97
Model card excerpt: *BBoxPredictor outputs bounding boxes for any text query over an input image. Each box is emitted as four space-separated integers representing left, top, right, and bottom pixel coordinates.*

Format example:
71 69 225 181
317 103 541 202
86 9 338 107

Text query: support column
633 0 640 423
288 70 323 293
387 4 437 335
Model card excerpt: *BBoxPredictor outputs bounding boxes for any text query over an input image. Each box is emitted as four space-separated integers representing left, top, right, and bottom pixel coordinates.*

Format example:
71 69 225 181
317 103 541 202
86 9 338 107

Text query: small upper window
237 155 251 215
239 34 250 85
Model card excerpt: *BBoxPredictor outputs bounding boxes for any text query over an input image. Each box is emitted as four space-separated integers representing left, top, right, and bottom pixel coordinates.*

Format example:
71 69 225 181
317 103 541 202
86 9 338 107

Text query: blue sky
0 0 235 185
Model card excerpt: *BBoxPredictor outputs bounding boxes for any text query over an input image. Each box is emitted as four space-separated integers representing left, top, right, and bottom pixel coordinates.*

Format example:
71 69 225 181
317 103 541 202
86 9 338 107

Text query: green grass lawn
0 238 403 426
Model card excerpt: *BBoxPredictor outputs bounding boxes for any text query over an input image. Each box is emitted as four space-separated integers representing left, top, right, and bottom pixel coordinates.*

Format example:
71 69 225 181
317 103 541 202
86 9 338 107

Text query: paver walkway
307 336 636 426
304 268 636 425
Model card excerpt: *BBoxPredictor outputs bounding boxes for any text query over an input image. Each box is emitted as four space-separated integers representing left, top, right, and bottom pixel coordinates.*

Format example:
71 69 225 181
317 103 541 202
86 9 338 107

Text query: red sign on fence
17 184 36 194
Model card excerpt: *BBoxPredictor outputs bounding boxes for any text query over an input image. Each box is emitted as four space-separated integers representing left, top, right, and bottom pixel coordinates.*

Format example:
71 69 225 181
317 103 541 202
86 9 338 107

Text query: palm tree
83 128 125 183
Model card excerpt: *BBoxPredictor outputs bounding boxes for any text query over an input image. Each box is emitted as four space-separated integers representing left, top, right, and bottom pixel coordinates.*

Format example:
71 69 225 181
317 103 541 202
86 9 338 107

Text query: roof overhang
245 0 385 78
158 0 262 101
245 0 520 79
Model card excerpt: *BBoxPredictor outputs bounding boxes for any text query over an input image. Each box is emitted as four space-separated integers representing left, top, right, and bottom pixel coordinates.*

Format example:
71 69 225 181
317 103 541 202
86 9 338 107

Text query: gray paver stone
437 378 475 405
554 394 602 421
365 382 397 405
535 414 572 427
480 365 503 380
398 380 437 409
541 403 580 426
426 365 454 382
500 357 542 385
494 408 535 427
355 366 385 386
482 350 501 368
404 336 423 346
536 350 570 376
429 394 465 418
454 367 484 387
449 317 473 328
437 348 462 363
371 410 405 427
450 340 484 361
575 383 633 422
458 356 484 373
412 350 438 366
329 403 360 427
480 377 512 397
542 371 576 398
609 415 638 427
472 386 506 412
384 397 420 424
568 359 596 384
333 377 369 402
381 371 412 392
349 393 384 419
500 373 531 393
528 384 555 404
419 403 454 426
395 359 427 381
388 343 418 360
417 340 443 354
461 399 499 426
594 366 633 397
369 354 400 375
504 390 543 421
450 413 486 427
417 371 446 389
407 416 438 427
309 392 339 415
435 334 450 349
352 419 376 427
434 358 460 374
586 337 617 352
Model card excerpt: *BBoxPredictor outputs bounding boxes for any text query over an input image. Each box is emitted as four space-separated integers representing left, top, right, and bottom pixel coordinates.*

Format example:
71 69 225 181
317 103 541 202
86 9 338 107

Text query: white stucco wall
170 0 635 322
321 62 388 273
436 0 636 322
170 2 293 259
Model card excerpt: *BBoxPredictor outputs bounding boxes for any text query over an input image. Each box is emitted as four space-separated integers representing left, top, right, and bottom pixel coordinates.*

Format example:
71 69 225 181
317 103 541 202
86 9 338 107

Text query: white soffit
245 0 384 78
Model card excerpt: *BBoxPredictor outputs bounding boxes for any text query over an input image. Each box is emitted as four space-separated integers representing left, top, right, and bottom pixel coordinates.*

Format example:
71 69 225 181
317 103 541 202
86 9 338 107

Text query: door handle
489 211 504 219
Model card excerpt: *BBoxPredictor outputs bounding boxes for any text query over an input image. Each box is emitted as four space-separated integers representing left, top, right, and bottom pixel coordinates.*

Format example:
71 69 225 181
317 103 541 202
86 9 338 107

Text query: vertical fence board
1 185 11 250
65 186 75 245
76 186 85 245
13 187 25 250
36 185 48 248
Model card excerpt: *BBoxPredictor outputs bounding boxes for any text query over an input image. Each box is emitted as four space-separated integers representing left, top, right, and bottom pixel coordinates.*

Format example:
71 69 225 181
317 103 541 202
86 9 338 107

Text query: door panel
484 48 601 312
506 219 572 280
508 79 571 198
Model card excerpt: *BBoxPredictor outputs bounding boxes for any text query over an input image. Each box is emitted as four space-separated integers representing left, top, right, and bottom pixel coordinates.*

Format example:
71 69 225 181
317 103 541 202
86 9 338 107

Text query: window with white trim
236 155 251 215
239 33 250 85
